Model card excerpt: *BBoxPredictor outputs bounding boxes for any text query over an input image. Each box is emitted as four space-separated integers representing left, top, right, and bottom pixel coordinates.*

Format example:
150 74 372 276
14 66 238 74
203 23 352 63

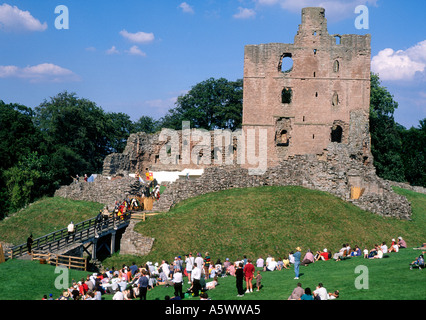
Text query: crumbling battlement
243 7 371 166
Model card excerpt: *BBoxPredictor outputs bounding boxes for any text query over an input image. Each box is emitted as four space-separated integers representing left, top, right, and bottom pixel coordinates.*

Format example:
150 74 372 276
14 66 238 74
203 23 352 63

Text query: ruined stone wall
152 148 412 220
242 7 371 167
54 175 144 210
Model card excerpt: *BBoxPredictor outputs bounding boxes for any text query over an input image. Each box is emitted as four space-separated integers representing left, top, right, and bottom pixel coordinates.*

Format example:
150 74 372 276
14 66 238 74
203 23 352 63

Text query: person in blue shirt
300 287 314 300
293 247 302 279
138 270 149 300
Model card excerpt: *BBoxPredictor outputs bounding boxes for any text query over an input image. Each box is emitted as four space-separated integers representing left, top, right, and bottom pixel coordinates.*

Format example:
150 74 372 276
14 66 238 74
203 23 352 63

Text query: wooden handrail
8 211 132 259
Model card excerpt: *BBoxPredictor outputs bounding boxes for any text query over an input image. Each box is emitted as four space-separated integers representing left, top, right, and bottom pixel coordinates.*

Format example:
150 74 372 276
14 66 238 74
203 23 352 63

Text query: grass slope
125 186 425 265
0 185 424 300
0 197 104 245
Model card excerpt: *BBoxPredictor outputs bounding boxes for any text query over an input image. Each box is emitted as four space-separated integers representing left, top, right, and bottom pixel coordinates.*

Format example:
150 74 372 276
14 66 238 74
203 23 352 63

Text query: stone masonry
55 7 415 221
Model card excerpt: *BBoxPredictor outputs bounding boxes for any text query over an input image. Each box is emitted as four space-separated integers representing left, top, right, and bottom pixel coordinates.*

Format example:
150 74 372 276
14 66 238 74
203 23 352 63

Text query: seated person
206 277 218 290
371 248 383 259
409 254 424 269
328 290 340 300
315 249 329 261
397 237 407 249
333 244 347 261
282 257 290 269
265 258 277 271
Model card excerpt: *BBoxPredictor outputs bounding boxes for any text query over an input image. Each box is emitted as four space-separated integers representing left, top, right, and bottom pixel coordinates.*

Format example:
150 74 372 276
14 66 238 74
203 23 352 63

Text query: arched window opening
332 92 339 106
335 35 341 45
333 60 340 72
331 125 343 143
281 87 292 104
279 53 293 73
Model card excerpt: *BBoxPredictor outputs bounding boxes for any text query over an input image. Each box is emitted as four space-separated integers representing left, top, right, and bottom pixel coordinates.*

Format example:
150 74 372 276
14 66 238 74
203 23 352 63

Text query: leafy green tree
0 101 43 171
400 119 426 187
158 78 243 131
105 112 134 153
369 73 405 182
0 101 44 216
3 152 53 211
34 91 110 177
133 115 160 134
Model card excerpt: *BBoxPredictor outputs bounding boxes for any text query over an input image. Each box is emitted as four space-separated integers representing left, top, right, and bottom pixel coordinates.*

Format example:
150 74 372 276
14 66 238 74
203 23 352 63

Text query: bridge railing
7 211 132 259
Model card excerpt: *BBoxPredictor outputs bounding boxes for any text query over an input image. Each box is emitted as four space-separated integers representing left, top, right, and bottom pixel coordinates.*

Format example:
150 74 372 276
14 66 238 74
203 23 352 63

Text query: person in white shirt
160 260 170 278
266 258 277 271
256 256 264 268
191 266 202 297
172 269 183 298
185 253 195 284
381 242 388 253
313 283 328 300
112 290 124 300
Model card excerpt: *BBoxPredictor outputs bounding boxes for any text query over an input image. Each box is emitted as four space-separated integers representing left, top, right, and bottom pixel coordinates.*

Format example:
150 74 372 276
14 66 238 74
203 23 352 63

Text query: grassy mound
125 186 425 265
0 197 104 245
0 185 424 300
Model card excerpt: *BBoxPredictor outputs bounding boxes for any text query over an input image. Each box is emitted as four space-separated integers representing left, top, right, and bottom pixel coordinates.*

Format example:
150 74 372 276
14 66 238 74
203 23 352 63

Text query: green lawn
0 247 424 300
0 185 424 300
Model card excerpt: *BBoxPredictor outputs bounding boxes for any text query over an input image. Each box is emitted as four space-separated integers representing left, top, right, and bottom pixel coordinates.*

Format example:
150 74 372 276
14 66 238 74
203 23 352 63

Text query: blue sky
0 0 425 129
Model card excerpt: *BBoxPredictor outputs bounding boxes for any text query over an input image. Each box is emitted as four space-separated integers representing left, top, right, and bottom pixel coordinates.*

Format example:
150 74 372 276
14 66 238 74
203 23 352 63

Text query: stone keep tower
242 7 372 167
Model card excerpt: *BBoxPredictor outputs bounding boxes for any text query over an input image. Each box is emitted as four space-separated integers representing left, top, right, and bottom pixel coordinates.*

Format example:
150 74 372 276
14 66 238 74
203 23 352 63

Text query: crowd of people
43 236 412 301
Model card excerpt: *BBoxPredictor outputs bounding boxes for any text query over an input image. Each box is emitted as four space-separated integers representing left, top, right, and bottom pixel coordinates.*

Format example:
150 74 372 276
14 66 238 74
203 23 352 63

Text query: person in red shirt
243 259 255 293
316 249 330 261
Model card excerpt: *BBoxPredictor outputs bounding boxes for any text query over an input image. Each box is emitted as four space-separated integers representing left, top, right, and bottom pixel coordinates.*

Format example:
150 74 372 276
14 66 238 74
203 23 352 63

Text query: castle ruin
55 7 413 220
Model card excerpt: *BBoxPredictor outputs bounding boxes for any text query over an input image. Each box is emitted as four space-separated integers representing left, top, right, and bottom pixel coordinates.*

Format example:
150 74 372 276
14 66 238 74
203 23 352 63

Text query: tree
369 73 405 182
158 78 243 131
3 152 53 211
34 91 110 177
400 119 426 187
105 112 134 153
133 115 160 134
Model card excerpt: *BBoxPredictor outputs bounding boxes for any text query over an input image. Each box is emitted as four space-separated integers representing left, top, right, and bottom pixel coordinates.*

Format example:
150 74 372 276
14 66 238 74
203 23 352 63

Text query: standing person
255 271 262 292
191 265 202 297
203 252 211 280
236 262 245 297
138 270 149 300
67 221 75 241
243 259 255 293
185 253 195 284
95 211 103 237
172 268 184 299
27 234 33 255
293 247 302 279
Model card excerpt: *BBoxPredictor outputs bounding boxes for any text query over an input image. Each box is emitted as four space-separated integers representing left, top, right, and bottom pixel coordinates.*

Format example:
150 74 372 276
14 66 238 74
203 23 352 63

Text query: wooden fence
6 211 132 259
32 252 87 271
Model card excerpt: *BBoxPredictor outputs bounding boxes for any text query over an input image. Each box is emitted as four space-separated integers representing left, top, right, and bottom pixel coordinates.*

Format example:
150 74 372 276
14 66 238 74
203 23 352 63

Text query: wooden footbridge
6 211 133 261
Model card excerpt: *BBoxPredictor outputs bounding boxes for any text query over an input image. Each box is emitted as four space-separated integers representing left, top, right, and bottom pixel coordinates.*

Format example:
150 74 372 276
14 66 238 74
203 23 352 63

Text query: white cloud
0 63 79 82
119 29 155 44
371 40 426 81
179 2 194 14
0 3 47 32
233 7 256 19
106 46 120 55
126 45 146 57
